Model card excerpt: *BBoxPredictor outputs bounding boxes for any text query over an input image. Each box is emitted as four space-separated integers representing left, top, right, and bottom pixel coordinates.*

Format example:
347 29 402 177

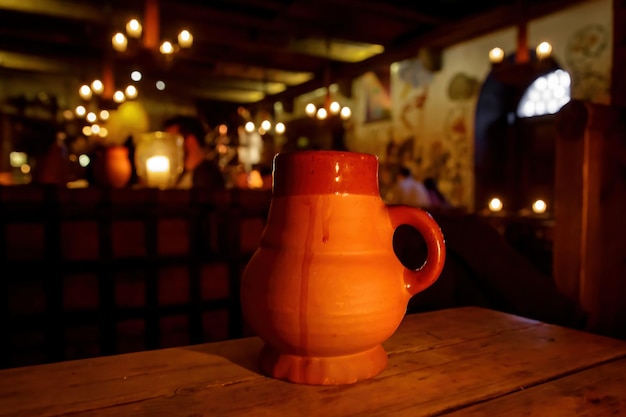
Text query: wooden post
612 0 626 107
553 101 586 303
554 100 626 338
143 0 160 50
101 53 115 101
0 115 13 175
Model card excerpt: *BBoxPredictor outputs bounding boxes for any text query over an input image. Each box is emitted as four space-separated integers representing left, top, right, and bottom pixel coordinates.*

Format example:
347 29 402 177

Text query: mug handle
387 205 446 297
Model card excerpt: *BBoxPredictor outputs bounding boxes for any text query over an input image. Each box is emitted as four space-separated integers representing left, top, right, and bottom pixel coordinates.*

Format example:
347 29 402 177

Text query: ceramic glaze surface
240 150 445 385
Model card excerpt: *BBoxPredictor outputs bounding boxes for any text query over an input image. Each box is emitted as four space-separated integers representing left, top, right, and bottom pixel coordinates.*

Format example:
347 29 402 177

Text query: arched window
517 69 571 118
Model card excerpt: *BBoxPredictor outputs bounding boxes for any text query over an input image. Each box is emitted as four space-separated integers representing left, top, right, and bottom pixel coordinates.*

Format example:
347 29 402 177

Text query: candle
146 155 170 189
111 32 128 52
488 197 503 212
532 199 547 214
536 42 552 60
488 47 504 64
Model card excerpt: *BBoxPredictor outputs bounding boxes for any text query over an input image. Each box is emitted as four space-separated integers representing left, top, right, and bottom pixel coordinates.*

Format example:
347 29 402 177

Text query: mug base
259 343 388 385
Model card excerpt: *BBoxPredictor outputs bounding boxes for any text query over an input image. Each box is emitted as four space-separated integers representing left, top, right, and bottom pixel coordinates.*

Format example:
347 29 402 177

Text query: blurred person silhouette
424 177 450 208
163 115 225 191
389 166 431 208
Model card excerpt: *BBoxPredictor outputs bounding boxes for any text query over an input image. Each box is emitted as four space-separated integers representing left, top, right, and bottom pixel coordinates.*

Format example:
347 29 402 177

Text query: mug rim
272 150 380 197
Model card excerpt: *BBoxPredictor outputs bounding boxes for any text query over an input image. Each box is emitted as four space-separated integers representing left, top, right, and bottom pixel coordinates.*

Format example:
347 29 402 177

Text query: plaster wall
346 0 612 210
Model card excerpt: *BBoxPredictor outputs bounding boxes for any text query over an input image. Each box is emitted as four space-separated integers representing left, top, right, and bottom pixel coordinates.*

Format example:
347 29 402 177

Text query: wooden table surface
2 306 626 416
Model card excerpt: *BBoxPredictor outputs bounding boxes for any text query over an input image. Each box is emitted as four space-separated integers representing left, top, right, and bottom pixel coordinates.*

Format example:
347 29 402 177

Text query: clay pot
94 145 132 188
240 150 446 385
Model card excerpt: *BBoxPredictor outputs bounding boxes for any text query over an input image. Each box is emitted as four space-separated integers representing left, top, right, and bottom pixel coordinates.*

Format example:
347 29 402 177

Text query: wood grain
1 307 625 417
444 359 626 416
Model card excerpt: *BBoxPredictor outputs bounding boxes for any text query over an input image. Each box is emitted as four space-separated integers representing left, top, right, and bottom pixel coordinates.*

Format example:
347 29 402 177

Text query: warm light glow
90 124 101 134
489 47 505 64
218 124 228 135
247 170 263 189
134 133 182 190
91 79 104 94
86 112 97 123
125 85 138 99
82 125 92 136
305 103 317 117
79 84 92 100
178 30 193 48
147 156 170 172
75 105 86 117
112 32 128 52
20 164 31 174
146 156 171 189
63 110 74 120
245 121 255 133
99 110 110 120
532 199 547 214
9 152 27 167
78 154 90 167
131 70 142 82
536 42 553 60
160 41 174 55
306 100 350 120
275 122 286 134
113 90 126 103
261 120 272 131
488 197 503 212
98 127 108 138
125 19 142 38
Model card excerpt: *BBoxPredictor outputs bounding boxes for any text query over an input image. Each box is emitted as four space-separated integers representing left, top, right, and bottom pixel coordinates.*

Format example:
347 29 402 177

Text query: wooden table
2 306 626 416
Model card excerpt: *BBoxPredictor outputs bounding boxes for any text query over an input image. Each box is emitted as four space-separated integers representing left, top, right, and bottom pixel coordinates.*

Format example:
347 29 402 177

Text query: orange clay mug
240 150 446 385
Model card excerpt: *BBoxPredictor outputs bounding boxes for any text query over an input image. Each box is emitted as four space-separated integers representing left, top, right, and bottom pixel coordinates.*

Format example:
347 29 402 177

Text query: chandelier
304 71 351 120
487 9 557 86
74 79 111 139
72 73 142 141
240 105 286 136
304 89 352 121
111 0 193 58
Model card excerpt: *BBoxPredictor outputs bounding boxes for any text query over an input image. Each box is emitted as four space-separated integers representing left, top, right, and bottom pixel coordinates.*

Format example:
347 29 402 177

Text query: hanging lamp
488 0 558 85
305 39 351 120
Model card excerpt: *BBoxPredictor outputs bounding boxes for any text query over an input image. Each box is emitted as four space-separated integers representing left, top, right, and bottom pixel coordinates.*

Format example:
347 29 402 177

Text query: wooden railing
0 185 272 369
0 185 571 369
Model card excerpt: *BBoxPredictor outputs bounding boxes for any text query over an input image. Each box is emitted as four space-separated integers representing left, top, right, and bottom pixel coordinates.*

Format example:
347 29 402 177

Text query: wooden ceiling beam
258 0 588 106
160 0 408 47
312 0 446 25
0 0 594 108
0 0 106 22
